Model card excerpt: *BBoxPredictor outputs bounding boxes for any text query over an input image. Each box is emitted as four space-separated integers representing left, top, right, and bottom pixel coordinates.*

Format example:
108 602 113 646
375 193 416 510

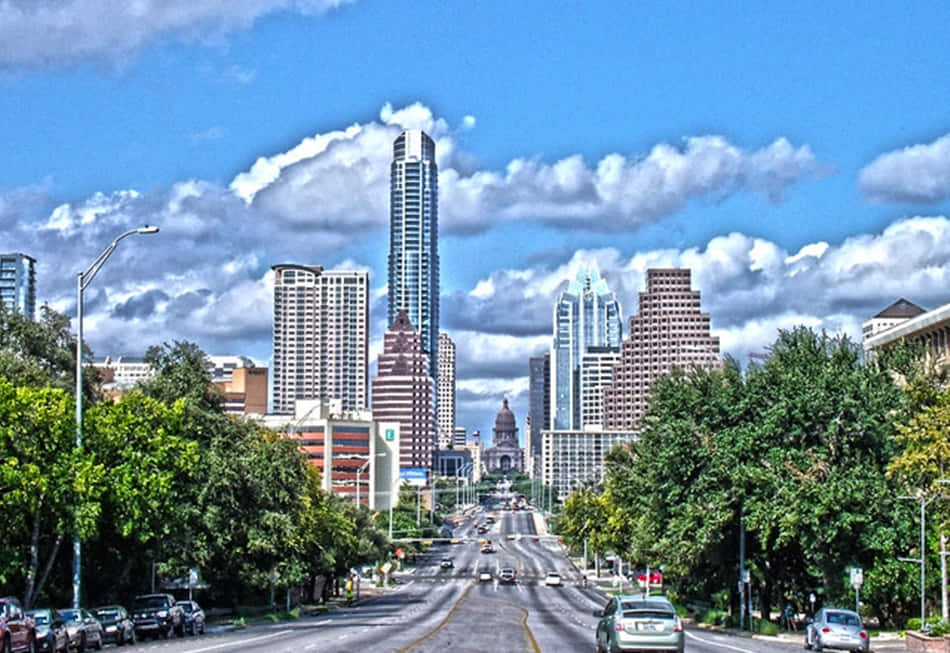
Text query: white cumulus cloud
859 133 950 203
0 0 353 68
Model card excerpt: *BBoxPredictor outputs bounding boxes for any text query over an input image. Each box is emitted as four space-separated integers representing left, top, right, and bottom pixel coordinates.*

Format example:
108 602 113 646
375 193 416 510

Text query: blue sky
3 0 950 439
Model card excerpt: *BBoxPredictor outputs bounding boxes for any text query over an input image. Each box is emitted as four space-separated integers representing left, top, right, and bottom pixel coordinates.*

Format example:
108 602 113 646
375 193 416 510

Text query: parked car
544 572 562 587
131 593 183 639
93 605 135 646
499 568 516 584
58 608 104 652
25 609 68 653
805 608 869 652
1 598 36 653
177 601 205 636
595 594 684 653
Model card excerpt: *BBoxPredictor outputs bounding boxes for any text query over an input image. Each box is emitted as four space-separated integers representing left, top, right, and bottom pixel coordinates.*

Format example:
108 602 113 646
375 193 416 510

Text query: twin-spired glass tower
388 129 440 384
551 266 622 429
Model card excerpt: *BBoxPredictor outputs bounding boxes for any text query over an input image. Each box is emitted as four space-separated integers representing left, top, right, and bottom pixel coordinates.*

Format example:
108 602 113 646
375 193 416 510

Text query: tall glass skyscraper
0 253 36 320
388 129 440 383
550 266 622 429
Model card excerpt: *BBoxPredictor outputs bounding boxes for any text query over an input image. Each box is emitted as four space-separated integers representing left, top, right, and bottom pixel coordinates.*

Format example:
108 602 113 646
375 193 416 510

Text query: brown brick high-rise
603 268 720 429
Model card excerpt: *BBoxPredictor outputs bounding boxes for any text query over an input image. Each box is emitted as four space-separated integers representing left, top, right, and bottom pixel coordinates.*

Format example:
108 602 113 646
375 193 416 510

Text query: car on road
439 558 454 569
478 569 493 582
131 593 184 639
1 597 36 653
58 608 104 652
26 609 68 653
93 605 135 646
480 543 494 553
177 600 205 636
595 594 683 653
477 525 488 534
544 572 562 586
805 608 869 652
499 568 516 584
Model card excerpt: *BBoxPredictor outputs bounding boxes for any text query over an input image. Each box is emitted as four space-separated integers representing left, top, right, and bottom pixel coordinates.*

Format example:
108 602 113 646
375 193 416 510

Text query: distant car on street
439 558 454 569
1 598 36 653
26 609 68 653
132 593 184 639
58 608 104 652
595 594 683 653
480 543 494 553
805 608 869 652
93 604 135 646
478 569 493 582
177 600 205 636
544 572 562 587
499 568 516 584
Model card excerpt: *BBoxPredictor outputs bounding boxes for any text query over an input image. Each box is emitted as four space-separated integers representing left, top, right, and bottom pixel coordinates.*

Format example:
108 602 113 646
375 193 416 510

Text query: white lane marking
180 630 292 652
686 631 757 653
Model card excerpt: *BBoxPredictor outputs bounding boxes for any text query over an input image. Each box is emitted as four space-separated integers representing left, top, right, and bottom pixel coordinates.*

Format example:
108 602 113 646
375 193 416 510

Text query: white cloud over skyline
859 133 950 204
6 103 949 434
0 0 352 68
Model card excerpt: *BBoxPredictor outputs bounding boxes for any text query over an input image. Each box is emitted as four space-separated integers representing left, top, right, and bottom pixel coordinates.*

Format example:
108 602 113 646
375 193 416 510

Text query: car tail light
822 627 830 633
860 631 867 639
615 621 625 632
674 617 683 632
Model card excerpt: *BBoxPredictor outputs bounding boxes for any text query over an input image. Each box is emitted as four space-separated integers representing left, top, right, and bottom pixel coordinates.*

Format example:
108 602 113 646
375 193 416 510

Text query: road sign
849 567 863 588
385 428 395 441
400 467 427 487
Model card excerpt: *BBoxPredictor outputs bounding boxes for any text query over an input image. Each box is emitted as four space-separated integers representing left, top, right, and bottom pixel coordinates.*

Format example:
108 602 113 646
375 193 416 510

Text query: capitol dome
494 398 516 432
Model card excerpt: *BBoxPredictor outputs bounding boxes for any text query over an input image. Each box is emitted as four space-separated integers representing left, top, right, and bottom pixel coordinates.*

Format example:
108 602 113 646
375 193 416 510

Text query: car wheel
814 636 823 652
79 633 87 653
199 622 204 635
2 636 10 653
28 636 37 653
804 631 811 650
176 622 185 637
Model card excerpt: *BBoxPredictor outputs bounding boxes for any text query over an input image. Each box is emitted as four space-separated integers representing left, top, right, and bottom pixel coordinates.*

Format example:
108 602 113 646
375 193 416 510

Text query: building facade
371 310 436 471
271 265 369 415
551 267 622 430
483 399 524 473
541 429 639 501
604 268 720 429
388 129 440 384
258 401 399 510
527 352 550 476
452 425 467 448
861 298 926 344
0 253 36 319
579 347 622 429
864 298 950 365
437 332 456 448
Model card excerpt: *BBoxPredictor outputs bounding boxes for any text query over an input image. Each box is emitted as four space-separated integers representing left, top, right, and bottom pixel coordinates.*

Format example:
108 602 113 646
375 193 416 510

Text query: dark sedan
93 605 135 646
177 601 205 636
25 609 68 653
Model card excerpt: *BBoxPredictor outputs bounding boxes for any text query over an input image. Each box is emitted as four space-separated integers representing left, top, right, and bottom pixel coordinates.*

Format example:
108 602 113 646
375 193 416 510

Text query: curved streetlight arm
80 226 159 291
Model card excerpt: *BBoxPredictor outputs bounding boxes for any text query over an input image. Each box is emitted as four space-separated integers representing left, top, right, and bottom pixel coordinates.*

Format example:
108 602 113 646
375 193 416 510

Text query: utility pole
739 505 747 631
943 533 949 621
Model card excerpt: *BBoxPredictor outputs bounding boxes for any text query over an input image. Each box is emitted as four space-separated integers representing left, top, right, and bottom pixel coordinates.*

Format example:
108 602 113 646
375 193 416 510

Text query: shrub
928 620 950 637
756 620 780 636
906 618 921 631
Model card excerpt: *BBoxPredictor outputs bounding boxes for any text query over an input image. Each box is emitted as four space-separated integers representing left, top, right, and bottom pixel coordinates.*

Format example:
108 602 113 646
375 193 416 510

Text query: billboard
400 467 427 487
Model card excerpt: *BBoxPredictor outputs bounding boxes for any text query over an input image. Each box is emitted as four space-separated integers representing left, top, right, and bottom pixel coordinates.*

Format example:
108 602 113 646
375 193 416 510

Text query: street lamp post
355 453 386 509
74 225 159 609
899 480 950 632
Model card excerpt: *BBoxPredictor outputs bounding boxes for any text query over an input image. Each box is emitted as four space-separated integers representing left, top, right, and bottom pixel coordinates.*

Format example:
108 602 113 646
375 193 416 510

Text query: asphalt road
107 505 808 652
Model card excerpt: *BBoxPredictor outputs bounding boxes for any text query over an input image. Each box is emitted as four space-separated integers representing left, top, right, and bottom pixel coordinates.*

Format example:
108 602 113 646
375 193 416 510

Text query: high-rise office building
372 310 436 470
437 332 456 448
550 266 622 429
271 264 369 415
0 253 36 320
604 268 720 429
388 129 440 383
579 346 622 428
527 353 550 475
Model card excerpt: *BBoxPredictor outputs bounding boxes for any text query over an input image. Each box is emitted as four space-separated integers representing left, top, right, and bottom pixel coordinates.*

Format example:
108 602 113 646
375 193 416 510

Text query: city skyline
3 2 950 438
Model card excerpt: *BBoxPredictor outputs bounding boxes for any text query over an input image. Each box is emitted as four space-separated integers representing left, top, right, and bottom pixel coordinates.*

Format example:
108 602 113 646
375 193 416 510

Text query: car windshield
95 608 119 619
29 612 50 625
827 612 861 626
180 604 194 614
133 597 169 610
59 609 80 622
